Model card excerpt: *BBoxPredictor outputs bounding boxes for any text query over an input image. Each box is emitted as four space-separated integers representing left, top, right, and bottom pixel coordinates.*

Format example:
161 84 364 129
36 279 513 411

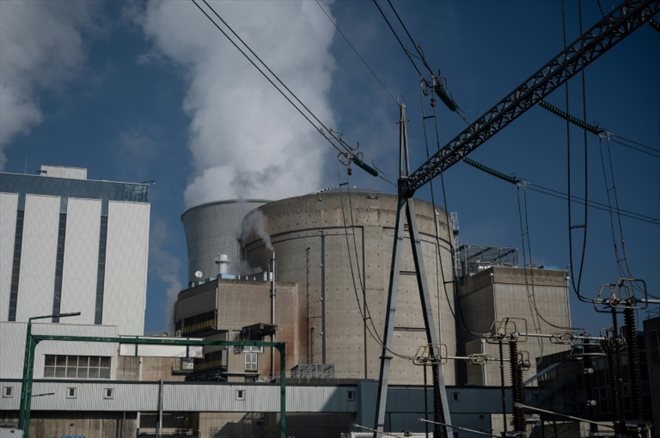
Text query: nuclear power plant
2 1 658 437
176 190 573 389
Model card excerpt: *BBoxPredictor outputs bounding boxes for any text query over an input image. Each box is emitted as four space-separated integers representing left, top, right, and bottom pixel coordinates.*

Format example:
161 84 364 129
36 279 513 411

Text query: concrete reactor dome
181 199 269 283
243 190 457 385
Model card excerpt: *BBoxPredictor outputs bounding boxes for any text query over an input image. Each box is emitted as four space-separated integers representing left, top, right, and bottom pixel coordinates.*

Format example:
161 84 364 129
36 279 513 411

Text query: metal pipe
305 247 311 363
423 364 429 438
513 403 615 429
279 343 286 438
320 231 326 364
157 379 163 438
362 229 368 379
624 305 643 420
271 252 276 378
18 312 81 438
498 340 507 436
20 335 287 438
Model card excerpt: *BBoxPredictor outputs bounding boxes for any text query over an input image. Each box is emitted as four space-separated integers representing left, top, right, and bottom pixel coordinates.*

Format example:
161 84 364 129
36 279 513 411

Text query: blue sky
1 1 658 336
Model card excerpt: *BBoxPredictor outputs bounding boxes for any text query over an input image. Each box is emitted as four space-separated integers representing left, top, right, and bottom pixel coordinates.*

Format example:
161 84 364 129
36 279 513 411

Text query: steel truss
401 0 658 199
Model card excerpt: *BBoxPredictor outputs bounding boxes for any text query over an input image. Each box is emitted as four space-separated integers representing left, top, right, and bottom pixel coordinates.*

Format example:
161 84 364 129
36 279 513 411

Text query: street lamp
18 311 81 437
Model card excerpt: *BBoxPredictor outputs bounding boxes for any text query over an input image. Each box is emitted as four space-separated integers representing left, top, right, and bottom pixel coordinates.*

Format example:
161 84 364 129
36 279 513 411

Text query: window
103 388 114 399
347 390 355 401
235 389 245 401
245 352 258 371
2 386 13 398
44 355 111 379
66 387 77 398
243 345 263 353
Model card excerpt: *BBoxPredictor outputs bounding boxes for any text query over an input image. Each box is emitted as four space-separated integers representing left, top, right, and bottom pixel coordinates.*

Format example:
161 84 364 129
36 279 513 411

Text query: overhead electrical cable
385 0 434 76
540 100 660 158
516 184 582 332
461 158 660 226
419 89 451 346
419 87 489 339
194 0 349 152
336 166 418 361
374 0 469 124
562 0 591 303
596 136 659 300
314 0 398 105
526 184 659 226
372 0 425 78
193 0 382 181
515 185 546 361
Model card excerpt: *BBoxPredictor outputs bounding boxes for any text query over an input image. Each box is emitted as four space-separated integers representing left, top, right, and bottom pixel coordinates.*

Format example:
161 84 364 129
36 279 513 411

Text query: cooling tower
181 199 269 282
244 190 457 385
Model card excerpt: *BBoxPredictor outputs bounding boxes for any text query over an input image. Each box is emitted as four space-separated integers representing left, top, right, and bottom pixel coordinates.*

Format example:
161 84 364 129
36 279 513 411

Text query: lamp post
18 311 81 437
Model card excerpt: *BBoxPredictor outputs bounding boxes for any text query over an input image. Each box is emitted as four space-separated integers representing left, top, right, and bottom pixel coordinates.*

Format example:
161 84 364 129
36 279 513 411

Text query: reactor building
177 190 457 385
176 189 571 388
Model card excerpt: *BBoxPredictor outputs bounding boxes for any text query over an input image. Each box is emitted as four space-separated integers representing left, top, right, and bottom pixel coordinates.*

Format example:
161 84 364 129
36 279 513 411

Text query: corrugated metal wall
103 201 150 335
60 198 101 325
16 195 60 321
0 193 18 321
0 381 358 413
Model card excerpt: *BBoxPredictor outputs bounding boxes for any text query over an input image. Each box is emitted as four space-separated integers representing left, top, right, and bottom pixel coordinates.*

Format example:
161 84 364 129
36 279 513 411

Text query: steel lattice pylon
401 0 659 199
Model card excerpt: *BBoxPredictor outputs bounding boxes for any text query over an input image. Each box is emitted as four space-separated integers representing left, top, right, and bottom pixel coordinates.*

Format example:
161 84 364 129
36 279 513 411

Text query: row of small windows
2 386 114 399
43 355 111 379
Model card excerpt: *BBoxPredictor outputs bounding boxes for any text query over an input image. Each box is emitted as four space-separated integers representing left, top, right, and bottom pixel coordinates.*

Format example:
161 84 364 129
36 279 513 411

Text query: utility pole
374 104 453 438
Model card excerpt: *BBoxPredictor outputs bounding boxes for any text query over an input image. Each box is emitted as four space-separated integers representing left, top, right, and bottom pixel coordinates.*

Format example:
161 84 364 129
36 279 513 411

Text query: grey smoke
240 210 273 252
0 1 97 168
140 0 337 207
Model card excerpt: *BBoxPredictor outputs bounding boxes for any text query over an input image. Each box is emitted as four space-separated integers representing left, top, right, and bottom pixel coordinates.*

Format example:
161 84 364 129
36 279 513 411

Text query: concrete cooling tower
181 199 269 283
243 190 457 385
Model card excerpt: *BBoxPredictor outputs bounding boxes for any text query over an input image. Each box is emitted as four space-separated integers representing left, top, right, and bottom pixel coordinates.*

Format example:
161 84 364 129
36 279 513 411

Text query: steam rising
240 210 273 251
141 1 337 207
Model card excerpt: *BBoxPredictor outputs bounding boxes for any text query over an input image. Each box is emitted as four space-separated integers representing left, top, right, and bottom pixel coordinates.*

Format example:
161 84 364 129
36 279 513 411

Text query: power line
562 0 590 303
314 0 398 105
385 0 434 77
610 135 660 158
372 0 425 78
461 157 660 226
539 100 660 159
191 0 347 155
526 184 659 226
374 0 467 123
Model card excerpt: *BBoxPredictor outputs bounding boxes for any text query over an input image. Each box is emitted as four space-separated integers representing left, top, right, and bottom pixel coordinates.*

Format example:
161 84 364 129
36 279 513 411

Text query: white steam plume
140 0 336 207
0 1 97 168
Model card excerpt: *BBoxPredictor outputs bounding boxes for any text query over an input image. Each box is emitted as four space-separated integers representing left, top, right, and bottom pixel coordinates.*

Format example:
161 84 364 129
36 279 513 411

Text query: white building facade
0 165 150 379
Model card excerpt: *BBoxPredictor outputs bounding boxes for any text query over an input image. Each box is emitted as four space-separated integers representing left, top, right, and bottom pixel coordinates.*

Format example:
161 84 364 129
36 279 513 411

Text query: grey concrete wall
182 200 269 283
244 191 456 385
458 266 571 386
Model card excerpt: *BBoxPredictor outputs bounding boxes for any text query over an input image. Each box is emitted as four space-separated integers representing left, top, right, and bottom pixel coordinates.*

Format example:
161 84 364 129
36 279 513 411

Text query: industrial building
177 190 458 386
455 246 572 386
0 165 150 335
0 166 157 437
2 171 647 437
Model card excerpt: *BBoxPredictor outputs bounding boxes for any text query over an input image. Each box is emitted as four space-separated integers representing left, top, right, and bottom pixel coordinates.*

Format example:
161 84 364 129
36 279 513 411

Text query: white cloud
0 0 98 168
141 0 337 207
